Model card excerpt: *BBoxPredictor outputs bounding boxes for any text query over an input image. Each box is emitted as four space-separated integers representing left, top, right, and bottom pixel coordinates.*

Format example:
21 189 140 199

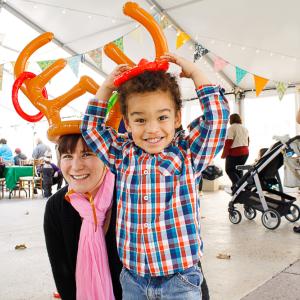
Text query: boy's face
124 90 181 154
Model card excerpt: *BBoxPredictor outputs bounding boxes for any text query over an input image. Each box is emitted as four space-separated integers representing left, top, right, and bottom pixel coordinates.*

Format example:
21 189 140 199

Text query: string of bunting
0 11 292 100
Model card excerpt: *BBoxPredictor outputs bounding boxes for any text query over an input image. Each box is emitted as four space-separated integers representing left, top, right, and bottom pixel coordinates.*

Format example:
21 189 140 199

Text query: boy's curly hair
117 71 182 117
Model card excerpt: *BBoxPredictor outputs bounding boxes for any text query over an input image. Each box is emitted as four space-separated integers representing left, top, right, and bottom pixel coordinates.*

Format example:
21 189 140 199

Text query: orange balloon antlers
104 1 169 66
13 2 167 142
13 33 122 142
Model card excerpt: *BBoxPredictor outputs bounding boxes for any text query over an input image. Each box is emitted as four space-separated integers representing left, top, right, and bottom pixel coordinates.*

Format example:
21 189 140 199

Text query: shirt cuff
196 85 221 98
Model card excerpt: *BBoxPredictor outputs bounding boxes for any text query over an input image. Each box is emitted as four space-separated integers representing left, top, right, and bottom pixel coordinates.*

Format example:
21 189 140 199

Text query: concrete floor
0 190 299 300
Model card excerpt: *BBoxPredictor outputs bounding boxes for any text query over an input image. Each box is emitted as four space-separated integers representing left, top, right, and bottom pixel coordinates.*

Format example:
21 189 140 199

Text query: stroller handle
236 165 252 171
287 135 300 145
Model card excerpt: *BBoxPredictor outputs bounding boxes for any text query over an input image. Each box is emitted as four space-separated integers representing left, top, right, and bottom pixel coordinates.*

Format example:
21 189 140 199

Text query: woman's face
60 139 105 197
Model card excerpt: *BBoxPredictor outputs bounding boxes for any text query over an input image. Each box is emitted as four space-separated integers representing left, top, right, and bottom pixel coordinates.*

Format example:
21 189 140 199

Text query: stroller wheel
244 207 257 220
261 209 281 230
284 204 300 222
229 210 242 224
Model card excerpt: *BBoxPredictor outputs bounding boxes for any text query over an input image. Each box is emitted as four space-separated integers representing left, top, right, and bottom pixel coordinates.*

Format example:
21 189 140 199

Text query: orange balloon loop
104 2 169 67
123 2 169 59
12 72 46 122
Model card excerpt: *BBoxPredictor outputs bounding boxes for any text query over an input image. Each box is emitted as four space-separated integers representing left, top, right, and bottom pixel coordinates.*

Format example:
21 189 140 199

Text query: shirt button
144 223 151 229
143 169 149 175
143 195 148 201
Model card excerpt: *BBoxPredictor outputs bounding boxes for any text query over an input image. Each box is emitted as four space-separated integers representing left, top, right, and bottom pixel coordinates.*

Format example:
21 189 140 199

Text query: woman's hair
229 113 242 125
0 138 7 144
117 71 182 117
57 134 90 155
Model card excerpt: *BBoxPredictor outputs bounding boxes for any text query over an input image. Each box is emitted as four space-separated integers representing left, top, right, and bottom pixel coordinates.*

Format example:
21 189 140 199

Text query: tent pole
1 1 108 78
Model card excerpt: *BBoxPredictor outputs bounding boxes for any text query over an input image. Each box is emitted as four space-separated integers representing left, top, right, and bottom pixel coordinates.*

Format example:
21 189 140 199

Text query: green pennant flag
113 37 124 51
37 60 55 71
276 82 288 100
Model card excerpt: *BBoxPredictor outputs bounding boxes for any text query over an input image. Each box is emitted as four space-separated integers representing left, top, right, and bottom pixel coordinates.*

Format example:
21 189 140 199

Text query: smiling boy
81 53 229 299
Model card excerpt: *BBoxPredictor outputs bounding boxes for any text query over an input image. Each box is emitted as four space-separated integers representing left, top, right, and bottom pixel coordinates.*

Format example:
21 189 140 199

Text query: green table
4 166 33 190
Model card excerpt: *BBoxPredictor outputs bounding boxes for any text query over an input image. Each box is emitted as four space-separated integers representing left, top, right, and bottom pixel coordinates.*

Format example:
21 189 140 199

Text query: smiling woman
43 134 122 300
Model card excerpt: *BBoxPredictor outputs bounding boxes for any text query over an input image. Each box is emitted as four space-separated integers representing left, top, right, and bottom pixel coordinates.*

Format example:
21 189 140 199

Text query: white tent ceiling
3 0 300 90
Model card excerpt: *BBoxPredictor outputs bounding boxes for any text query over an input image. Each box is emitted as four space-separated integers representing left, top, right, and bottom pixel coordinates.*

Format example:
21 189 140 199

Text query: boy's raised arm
81 65 130 173
162 53 230 177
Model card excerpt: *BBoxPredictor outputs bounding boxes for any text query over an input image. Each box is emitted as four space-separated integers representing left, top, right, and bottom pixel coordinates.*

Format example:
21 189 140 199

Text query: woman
221 113 249 187
44 134 122 300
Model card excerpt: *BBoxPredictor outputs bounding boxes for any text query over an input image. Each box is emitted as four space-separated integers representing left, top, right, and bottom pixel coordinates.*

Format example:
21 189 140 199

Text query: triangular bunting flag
0 64 3 91
67 55 81 77
254 75 269 96
130 26 143 44
88 49 102 69
276 82 288 100
113 37 124 51
37 60 55 71
194 42 209 62
160 16 170 29
214 56 228 72
176 31 190 49
235 67 248 84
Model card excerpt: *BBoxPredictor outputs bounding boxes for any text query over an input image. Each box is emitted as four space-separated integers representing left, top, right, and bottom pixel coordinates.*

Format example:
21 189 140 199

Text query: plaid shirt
81 85 229 276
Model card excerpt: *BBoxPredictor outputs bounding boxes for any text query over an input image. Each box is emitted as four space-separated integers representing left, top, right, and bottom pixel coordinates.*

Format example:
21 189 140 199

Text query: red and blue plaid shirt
81 85 229 276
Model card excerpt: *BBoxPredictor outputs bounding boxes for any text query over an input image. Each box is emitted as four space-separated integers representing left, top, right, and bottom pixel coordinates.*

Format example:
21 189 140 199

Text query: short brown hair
117 71 182 116
57 134 90 155
0 138 7 144
230 113 242 124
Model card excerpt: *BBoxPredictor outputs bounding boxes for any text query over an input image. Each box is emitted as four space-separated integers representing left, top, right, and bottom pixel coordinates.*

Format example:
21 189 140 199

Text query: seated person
0 138 14 164
40 153 64 197
14 148 28 165
0 158 5 178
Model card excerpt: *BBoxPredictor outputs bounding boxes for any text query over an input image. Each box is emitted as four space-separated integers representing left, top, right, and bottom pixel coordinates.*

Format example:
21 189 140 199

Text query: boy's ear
124 117 132 132
175 110 182 128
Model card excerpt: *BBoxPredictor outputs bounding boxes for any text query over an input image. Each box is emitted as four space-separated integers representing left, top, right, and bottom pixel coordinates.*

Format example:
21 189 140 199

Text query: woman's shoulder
45 186 69 212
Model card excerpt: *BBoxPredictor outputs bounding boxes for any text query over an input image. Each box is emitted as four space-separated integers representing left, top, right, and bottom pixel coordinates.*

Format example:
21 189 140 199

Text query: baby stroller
228 135 300 230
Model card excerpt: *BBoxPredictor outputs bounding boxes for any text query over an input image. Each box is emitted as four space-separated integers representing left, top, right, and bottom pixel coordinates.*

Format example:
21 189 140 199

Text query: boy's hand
96 64 131 99
160 52 210 87
160 53 198 79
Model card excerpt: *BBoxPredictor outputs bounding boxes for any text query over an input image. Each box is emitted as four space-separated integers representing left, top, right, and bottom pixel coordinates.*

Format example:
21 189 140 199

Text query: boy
81 53 229 299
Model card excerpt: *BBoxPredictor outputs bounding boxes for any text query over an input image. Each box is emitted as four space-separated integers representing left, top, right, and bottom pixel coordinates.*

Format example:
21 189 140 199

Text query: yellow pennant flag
176 31 190 49
254 75 269 96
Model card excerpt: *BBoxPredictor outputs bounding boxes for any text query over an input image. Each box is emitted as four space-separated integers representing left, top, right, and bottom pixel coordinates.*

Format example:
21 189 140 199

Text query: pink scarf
65 170 115 300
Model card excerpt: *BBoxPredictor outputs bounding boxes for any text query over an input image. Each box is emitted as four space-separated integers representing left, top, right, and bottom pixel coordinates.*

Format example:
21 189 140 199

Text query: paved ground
0 189 299 300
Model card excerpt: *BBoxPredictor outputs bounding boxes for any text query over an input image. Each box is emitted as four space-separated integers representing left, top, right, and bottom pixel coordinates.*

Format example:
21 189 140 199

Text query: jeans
120 264 203 300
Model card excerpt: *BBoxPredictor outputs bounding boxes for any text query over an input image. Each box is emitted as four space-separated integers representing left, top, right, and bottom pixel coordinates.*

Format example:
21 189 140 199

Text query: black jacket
44 186 122 300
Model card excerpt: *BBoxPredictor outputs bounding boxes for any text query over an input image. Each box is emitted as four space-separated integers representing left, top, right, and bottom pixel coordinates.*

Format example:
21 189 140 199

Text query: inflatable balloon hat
13 32 122 142
103 2 170 87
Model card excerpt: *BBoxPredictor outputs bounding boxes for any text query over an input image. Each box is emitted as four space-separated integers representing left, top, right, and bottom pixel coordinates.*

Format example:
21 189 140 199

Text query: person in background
44 134 122 299
14 148 27 165
41 152 64 198
221 113 249 187
0 138 14 164
32 137 51 159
